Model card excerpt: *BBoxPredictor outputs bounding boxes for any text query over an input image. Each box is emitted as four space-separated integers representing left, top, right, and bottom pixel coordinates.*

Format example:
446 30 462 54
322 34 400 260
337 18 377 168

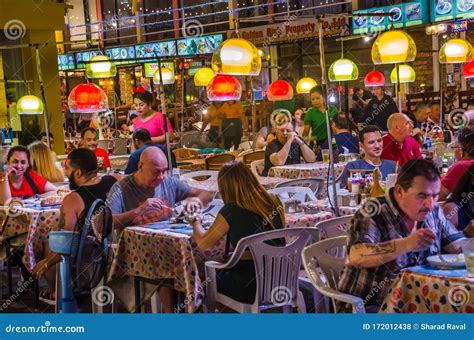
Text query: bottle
425 137 432 151
331 137 339 164
370 169 385 197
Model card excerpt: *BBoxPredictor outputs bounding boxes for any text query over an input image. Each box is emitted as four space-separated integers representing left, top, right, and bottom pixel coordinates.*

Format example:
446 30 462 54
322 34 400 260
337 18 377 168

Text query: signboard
176 34 224 56
228 17 350 45
57 53 75 71
104 46 136 65
135 40 177 61
188 61 205 76
75 51 100 69
352 0 428 35
143 62 175 78
431 0 474 22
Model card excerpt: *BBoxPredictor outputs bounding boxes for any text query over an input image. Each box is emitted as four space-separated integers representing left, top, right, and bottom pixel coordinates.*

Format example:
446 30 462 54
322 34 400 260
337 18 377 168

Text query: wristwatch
187 215 202 224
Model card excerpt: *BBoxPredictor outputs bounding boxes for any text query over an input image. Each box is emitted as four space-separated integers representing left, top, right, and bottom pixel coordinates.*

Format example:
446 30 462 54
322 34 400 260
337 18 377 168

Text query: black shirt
262 139 302 176
363 95 399 131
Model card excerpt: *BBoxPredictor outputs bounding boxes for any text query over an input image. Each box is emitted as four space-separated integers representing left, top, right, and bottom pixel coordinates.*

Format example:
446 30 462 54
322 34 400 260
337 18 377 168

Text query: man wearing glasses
381 113 422 166
439 127 474 200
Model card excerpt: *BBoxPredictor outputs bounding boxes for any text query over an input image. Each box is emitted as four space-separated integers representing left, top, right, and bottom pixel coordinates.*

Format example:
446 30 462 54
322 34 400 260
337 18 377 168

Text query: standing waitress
132 88 174 144
302 86 337 147
221 100 247 150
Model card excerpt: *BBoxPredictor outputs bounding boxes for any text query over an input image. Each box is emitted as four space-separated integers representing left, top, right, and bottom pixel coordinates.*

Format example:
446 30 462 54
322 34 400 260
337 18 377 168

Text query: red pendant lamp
462 60 474 79
267 80 293 101
364 71 385 87
207 75 242 101
68 83 108 113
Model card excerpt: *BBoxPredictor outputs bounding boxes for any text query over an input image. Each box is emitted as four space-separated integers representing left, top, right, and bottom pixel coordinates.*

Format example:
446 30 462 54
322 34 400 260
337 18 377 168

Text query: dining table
268 162 347 180
380 265 474 313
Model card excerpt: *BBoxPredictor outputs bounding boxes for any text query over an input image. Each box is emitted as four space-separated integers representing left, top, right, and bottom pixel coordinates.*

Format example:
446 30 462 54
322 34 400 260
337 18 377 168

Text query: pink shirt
441 160 474 192
381 133 422 166
133 112 173 139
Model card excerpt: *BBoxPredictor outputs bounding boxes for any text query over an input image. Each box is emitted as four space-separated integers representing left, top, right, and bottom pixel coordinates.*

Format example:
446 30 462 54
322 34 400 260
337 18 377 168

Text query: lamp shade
153 67 175 85
68 83 108 114
267 80 294 101
211 38 261 75
372 30 417 64
462 60 474 79
296 77 317 94
17 95 44 115
364 71 385 87
439 39 473 64
194 67 215 86
390 65 416 83
328 58 359 82
206 75 242 101
85 55 117 79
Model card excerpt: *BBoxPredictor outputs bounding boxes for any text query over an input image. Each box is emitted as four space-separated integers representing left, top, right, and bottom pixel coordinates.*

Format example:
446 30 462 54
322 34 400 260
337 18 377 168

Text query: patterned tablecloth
380 266 474 313
338 206 359 216
0 206 61 271
268 162 346 180
108 209 335 313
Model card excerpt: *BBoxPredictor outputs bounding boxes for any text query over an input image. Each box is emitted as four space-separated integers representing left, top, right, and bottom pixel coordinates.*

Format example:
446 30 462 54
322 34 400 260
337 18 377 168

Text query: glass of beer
322 149 330 164
462 239 474 277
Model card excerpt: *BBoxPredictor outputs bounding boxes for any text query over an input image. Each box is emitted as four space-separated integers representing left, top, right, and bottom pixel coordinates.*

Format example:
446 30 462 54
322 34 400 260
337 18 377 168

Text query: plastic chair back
242 150 265 166
173 148 198 161
275 178 325 198
268 186 316 203
112 138 129 155
97 140 113 152
205 153 235 171
250 159 265 176
315 215 353 241
180 170 218 181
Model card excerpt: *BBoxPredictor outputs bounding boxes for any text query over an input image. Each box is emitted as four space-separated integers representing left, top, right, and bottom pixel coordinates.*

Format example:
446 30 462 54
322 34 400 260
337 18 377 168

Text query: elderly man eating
337 159 473 313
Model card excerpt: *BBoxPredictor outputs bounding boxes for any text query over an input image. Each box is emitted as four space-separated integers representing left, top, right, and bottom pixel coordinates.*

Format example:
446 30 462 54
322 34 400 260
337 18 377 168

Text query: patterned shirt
337 188 465 310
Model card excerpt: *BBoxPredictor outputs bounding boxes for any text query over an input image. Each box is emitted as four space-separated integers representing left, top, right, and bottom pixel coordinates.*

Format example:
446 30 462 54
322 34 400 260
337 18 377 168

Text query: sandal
39 290 56 306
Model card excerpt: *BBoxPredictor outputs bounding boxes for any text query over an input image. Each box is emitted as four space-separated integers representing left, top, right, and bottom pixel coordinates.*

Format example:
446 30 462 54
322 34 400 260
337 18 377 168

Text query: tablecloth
268 162 346 180
380 266 474 313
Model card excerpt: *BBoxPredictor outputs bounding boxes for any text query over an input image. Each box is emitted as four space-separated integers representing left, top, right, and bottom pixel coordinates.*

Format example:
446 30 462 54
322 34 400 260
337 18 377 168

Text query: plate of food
436 0 452 15
427 254 466 269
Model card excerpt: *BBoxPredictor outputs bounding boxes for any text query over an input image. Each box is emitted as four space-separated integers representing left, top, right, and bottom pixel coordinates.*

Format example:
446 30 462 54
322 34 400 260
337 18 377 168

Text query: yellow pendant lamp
86 55 117 79
372 30 417 64
153 67 175 85
211 38 261 76
328 58 359 82
296 77 318 94
194 67 215 86
17 95 44 115
390 65 416 83
439 38 473 64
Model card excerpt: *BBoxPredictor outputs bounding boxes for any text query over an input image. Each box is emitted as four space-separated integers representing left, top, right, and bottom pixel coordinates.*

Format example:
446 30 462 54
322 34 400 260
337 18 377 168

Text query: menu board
104 46 136 65
176 34 224 56
431 0 474 22
143 62 175 78
134 40 177 61
57 53 75 71
352 0 428 34
75 51 100 69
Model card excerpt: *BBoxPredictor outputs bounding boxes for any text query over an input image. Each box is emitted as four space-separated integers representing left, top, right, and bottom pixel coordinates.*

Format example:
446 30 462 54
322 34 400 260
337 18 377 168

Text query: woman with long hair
191 161 285 304
28 141 65 183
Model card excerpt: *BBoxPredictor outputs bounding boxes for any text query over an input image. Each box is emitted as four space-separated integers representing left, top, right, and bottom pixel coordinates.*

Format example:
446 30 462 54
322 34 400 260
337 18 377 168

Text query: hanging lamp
17 95 44 115
86 55 117 79
372 30 417 64
439 38 473 64
68 83 108 113
462 59 474 79
153 67 175 85
211 38 261 76
267 80 294 101
328 59 359 82
364 71 385 87
390 65 416 83
206 74 242 101
296 77 318 94
194 67 215 86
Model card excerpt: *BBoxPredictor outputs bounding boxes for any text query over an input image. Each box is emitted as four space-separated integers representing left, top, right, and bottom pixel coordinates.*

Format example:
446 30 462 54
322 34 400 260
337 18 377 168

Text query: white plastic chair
238 141 253 151
180 170 218 181
315 215 353 240
205 227 319 313
250 159 265 176
112 137 129 155
268 187 317 203
302 236 365 313
202 199 224 217
275 178 325 199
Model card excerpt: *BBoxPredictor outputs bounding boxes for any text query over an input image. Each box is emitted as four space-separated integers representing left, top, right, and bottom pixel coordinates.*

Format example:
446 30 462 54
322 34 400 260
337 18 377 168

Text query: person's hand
32 259 50 278
182 197 204 215
136 198 169 215
4 166 17 177
412 128 422 136
286 132 296 145
406 228 436 252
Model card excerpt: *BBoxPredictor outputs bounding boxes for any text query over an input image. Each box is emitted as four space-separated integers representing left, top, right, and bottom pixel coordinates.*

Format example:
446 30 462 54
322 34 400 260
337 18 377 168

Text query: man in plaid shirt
337 159 473 312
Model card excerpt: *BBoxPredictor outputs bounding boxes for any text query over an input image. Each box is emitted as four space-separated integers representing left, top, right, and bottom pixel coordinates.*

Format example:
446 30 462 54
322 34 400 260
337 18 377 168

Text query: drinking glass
322 149 330 164
462 239 474 277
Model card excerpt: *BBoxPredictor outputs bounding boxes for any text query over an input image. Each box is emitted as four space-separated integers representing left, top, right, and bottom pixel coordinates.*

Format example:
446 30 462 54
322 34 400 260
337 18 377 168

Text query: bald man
381 113 422 166
107 147 213 229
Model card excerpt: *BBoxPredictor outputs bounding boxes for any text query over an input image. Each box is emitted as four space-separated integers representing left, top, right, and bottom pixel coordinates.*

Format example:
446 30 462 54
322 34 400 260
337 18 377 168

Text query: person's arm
442 202 459 228
40 181 58 198
349 228 436 268
184 187 214 208
438 186 450 201
191 213 230 249
111 198 170 230
0 167 15 205
302 125 311 138
269 137 294 166
296 136 316 163
255 132 267 149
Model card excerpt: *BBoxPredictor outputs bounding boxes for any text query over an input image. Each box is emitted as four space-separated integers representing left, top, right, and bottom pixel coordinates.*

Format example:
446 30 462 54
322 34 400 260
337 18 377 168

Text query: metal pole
156 58 174 172
317 18 339 216
180 64 185 147
35 47 51 149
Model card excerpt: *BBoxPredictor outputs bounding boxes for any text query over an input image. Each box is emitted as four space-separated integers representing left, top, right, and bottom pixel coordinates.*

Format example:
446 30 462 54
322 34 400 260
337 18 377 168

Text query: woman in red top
0 146 57 205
